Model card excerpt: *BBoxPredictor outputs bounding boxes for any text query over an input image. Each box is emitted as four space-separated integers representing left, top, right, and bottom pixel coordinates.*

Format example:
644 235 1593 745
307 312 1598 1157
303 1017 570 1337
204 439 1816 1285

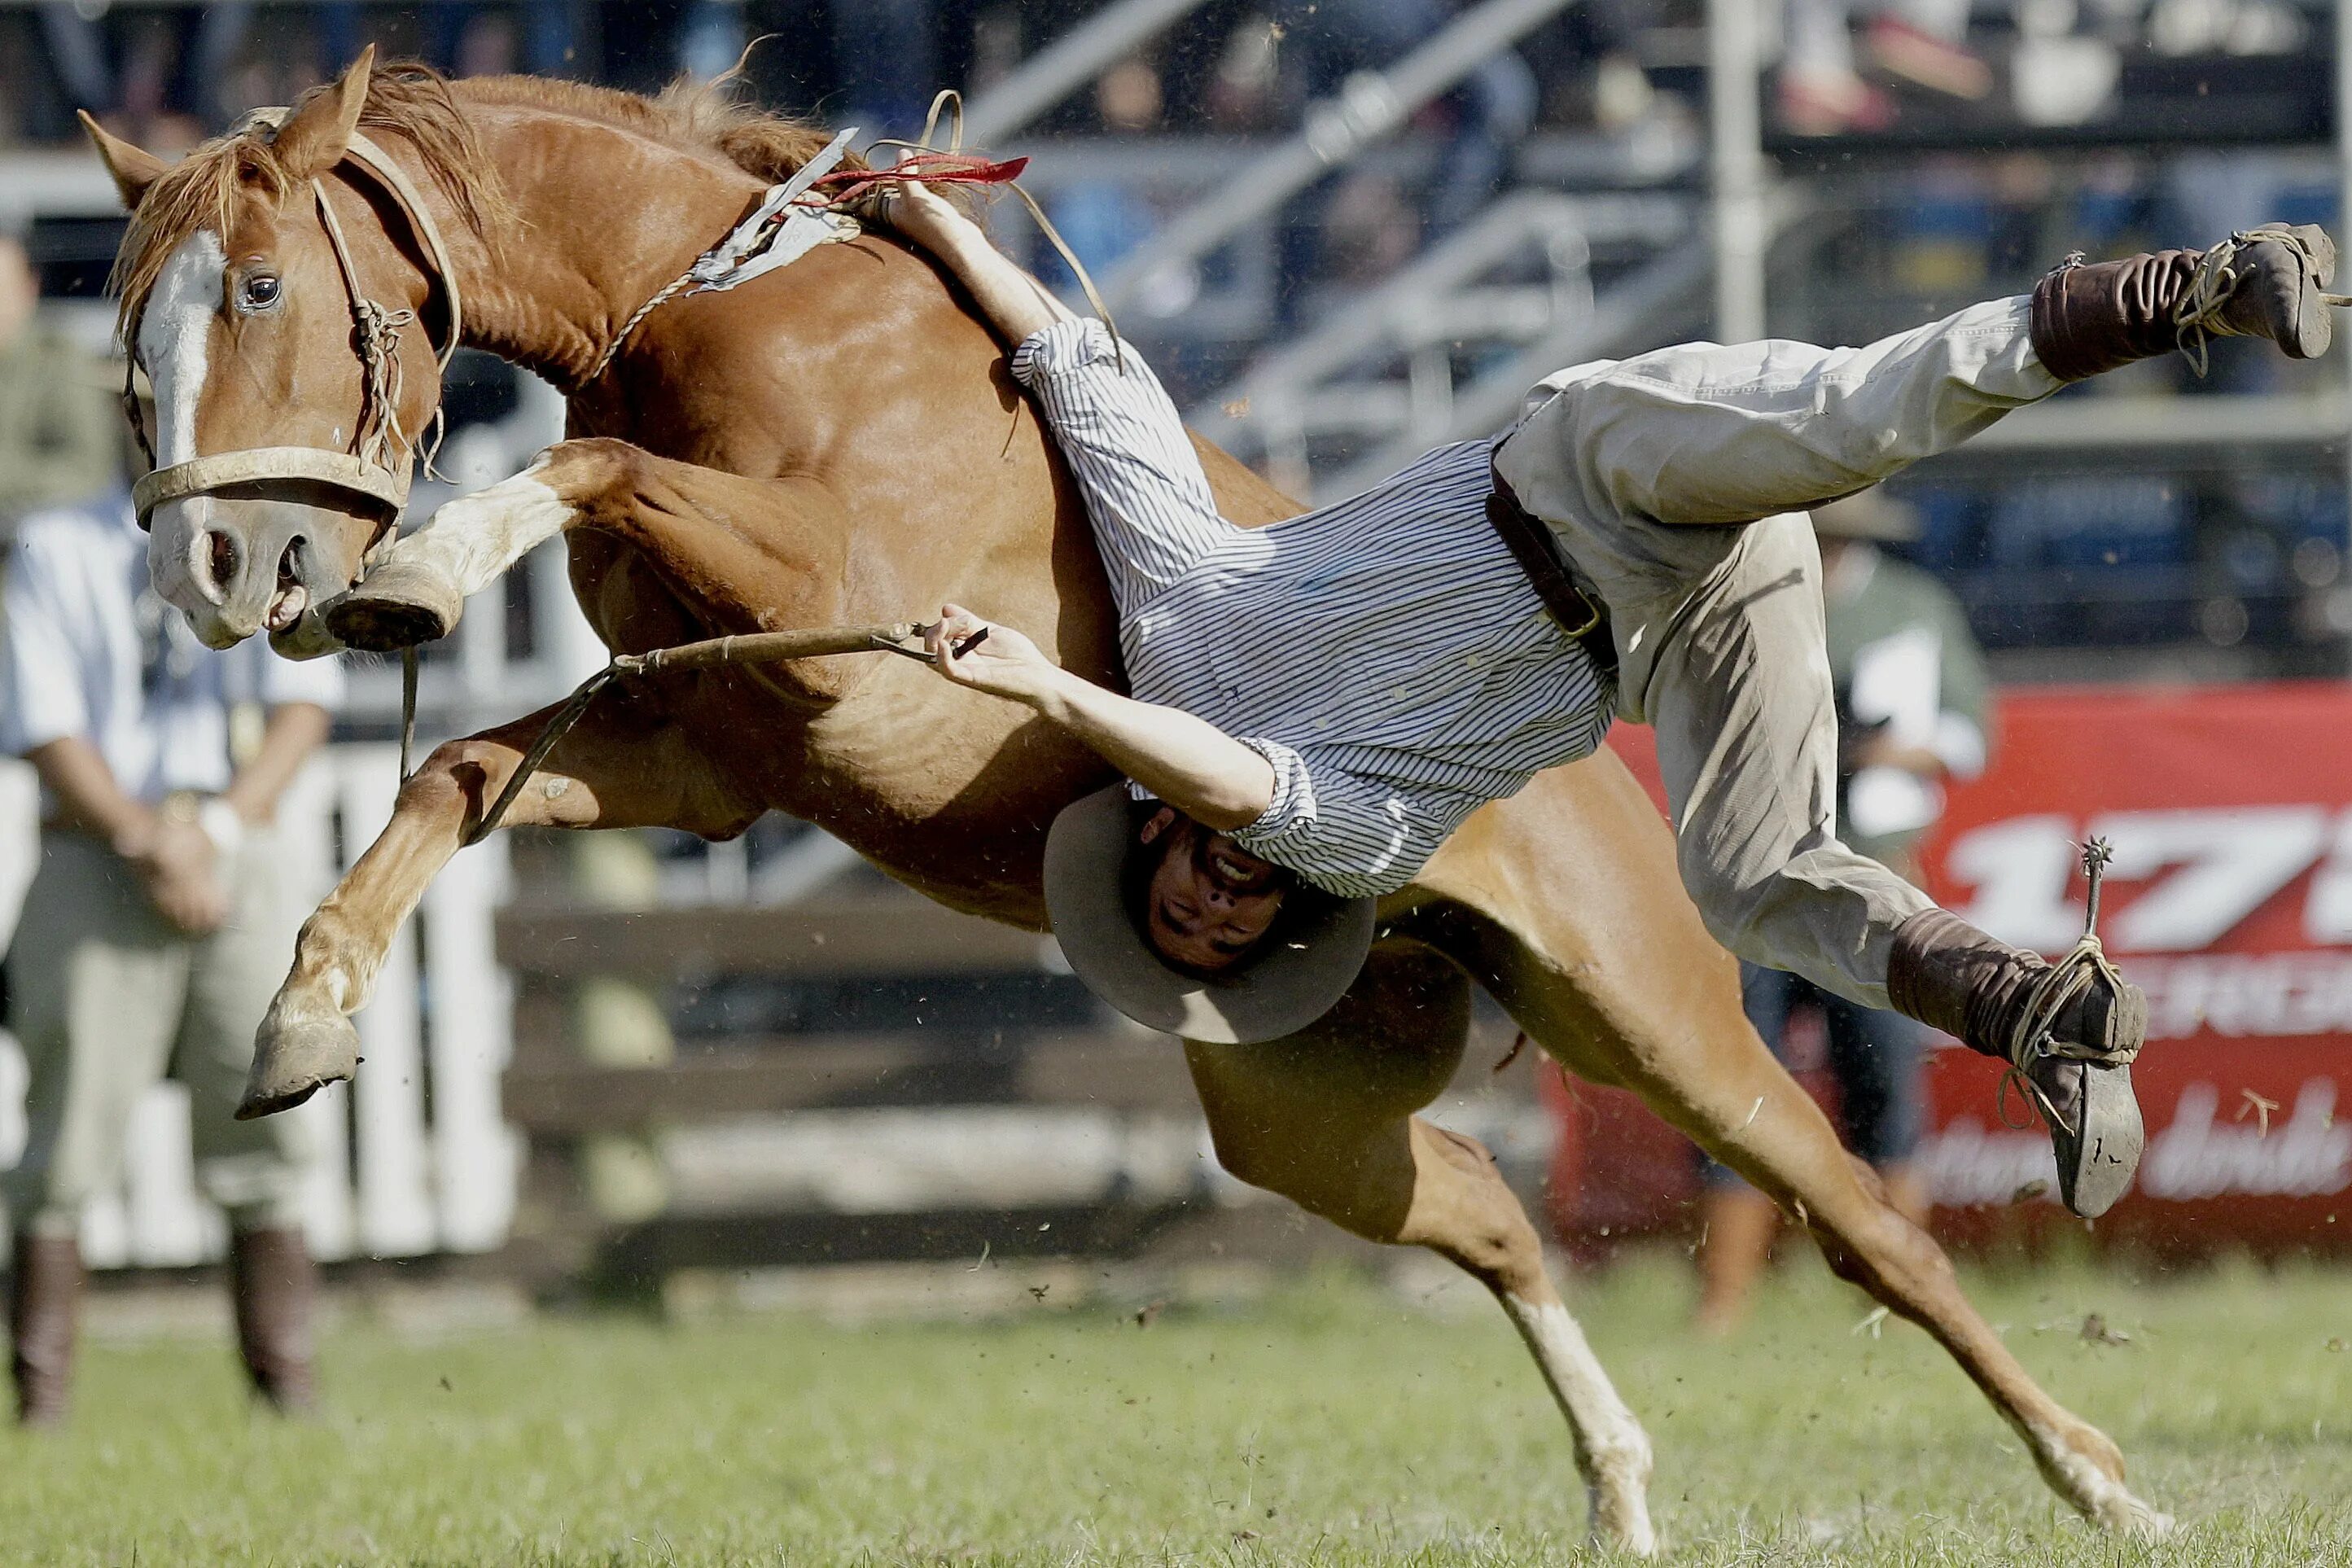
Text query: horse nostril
204 529 239 601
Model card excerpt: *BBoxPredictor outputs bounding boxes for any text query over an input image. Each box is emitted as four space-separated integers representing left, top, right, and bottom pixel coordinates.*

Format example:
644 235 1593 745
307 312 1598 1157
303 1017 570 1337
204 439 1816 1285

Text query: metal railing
1099 0 1585 314
1193 192 1631 497
962 0 1216 147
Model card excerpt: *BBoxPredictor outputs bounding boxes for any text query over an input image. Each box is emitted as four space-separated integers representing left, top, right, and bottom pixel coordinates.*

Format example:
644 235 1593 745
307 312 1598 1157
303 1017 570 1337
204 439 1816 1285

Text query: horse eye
238 274 282 312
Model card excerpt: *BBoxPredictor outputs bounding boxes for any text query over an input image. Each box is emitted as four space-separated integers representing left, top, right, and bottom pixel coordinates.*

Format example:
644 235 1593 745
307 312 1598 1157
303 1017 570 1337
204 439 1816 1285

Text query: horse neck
440 102 766 389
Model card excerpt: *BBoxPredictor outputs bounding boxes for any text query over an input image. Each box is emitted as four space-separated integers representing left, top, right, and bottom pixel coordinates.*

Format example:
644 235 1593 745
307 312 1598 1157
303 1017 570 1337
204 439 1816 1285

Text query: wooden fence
0 747 519 1268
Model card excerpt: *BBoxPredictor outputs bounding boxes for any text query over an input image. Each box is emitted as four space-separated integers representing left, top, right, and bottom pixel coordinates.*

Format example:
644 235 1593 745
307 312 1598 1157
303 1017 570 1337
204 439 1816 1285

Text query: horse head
88 48 458 658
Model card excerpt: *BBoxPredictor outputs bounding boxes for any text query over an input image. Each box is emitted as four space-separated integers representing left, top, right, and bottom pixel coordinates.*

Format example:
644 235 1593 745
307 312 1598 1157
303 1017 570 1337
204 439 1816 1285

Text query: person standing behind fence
0 226 118 532
0 405 340 1426
1693 490 1990 1334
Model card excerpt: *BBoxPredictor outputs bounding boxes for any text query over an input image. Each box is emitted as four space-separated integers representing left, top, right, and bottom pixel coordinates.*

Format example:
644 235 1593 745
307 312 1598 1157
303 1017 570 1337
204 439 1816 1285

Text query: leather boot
1887 909 2146 1219
2030 224 2341 381
8 1233 81 1428
228 1227 318 1416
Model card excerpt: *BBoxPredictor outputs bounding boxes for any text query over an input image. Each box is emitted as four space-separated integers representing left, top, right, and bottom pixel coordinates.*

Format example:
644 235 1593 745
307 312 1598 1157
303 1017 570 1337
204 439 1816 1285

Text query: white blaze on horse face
139 230 230 611
1501 1295 1658 1555
140 231 227 468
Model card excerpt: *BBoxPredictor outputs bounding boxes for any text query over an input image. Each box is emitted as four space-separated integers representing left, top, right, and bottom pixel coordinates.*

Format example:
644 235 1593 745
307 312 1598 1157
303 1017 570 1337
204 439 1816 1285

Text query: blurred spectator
1265 0 1537 319
1202 11 1284 133
663 0 941 138
315 1 580 84
1779 0 1991 136
0 401 340 1426
0 228 118 533
40 0 252 149
1277 0 1536 235
1693 491 1990 1334
1042 55 1167 294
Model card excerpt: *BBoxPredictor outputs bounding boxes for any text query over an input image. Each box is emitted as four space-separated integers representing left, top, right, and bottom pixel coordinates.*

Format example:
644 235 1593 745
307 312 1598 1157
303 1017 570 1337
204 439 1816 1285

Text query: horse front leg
245 694 753 1118
322 437 851 653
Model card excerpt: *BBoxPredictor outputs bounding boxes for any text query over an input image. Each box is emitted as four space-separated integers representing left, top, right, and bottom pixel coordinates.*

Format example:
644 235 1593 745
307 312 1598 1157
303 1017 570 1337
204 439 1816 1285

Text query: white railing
0 747 518 1268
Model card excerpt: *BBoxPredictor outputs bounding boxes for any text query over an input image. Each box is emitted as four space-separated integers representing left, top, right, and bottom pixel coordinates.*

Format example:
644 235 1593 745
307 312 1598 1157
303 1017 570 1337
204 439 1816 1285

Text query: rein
128 112 464 532
458 620 944 845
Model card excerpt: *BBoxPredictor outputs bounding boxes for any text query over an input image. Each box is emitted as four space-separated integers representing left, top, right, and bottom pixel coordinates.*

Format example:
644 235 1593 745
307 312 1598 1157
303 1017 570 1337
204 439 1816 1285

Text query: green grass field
3 1253 2348 1565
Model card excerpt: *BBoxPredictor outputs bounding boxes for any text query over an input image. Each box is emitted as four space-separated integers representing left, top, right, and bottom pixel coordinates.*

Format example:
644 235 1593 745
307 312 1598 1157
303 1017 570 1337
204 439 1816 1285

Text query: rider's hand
883 155 977 258
924 604 1063 707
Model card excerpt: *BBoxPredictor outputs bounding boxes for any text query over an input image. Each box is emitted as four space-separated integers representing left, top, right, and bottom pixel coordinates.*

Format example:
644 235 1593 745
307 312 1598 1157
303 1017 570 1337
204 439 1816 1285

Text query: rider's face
1137 809 1288 976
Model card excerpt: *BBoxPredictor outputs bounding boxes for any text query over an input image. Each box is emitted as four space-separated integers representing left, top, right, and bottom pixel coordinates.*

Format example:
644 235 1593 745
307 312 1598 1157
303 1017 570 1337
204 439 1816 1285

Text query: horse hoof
239 1003 361 1119
323 560 464 651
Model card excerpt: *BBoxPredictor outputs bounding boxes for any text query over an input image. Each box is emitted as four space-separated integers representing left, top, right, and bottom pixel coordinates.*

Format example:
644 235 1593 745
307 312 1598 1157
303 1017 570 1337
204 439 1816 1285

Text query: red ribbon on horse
801 151 1031 210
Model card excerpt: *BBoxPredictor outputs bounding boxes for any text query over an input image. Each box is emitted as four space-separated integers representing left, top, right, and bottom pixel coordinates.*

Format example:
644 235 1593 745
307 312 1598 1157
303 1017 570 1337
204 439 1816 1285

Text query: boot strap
2175 226 2352 377
1994 931 2135 1136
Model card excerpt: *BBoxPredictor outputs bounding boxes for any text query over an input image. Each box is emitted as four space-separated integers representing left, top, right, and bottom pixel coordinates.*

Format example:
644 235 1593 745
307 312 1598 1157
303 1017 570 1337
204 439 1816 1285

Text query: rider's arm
889 180 1229 611
888 181 1073 344
921 607 1446 897
923 607 1273 831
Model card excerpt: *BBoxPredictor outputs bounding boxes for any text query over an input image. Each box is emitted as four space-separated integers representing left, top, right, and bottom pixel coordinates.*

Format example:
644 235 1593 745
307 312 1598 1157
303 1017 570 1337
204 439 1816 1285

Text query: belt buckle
1559 585 1603 642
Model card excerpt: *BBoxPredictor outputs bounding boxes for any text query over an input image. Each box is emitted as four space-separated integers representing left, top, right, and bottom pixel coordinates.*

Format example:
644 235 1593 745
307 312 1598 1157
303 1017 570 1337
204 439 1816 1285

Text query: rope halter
128 110 464 533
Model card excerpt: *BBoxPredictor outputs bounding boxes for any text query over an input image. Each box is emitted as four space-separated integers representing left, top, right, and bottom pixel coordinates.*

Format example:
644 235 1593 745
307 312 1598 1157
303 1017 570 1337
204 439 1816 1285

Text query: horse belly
666 666 1106 927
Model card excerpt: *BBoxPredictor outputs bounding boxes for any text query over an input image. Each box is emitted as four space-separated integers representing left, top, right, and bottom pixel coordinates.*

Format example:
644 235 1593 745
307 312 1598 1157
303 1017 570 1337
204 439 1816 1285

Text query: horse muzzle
148 492 379 655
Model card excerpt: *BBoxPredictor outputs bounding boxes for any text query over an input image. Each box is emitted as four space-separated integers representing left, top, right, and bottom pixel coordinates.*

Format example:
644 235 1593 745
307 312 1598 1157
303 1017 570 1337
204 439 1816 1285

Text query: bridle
126 109 464 535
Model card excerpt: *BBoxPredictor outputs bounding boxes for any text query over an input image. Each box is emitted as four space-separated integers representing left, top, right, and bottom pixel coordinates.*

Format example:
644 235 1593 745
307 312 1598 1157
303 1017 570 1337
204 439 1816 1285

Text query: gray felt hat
1043 785 1376 1045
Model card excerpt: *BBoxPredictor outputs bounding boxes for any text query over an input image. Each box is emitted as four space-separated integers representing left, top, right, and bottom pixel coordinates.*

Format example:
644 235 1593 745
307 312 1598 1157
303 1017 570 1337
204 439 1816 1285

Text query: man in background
0 389 339 1426
0 222 118 531
1695 491 1990 1334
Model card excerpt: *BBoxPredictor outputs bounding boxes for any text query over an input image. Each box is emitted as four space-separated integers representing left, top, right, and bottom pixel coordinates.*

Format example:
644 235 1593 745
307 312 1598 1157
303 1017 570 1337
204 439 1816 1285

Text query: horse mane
114 62 878 340
464 71 875 192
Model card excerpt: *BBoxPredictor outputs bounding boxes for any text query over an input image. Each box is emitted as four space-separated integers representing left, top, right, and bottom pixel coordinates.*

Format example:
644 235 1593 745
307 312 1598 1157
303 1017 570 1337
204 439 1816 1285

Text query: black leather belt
1484 466 1618 682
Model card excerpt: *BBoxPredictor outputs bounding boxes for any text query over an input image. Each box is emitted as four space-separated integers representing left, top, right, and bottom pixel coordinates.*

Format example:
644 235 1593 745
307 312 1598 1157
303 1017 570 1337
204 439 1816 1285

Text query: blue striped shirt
1012 318 1612 897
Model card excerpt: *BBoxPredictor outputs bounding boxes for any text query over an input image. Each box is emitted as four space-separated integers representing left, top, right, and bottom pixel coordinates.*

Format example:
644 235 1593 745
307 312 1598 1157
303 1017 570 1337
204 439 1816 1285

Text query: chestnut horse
86 55 2164 1547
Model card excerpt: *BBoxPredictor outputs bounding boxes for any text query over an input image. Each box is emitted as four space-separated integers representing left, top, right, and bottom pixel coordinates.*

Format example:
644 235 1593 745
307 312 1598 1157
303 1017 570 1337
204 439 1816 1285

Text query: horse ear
80 112 168 212
273 45 376 182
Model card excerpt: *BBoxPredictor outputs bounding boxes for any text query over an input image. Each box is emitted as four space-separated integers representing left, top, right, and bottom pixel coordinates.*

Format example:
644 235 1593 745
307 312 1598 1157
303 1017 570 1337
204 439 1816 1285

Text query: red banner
1546 685 2352 1253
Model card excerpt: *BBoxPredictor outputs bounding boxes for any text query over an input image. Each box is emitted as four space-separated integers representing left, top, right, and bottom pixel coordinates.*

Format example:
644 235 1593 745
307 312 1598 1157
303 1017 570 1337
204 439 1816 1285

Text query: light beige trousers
1495 296 2059 1010
3 830 313 1236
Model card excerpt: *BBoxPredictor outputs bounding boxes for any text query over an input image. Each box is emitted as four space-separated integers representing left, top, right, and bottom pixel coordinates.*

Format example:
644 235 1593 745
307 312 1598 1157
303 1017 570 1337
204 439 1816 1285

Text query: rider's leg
1493 263 2339 1214
1495 227 2340 1215
1636 515 2145 1216
1500 223 2336 545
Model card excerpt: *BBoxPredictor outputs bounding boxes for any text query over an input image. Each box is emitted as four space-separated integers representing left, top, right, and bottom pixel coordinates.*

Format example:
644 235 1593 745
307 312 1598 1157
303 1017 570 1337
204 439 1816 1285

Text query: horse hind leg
1434 816 2168 1536
1185 944 1658 1554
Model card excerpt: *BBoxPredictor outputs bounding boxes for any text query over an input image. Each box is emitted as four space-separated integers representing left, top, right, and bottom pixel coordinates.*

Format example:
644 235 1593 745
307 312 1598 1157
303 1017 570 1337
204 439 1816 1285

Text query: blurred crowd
0 0 2323 152
0 0 1662 155
0 3 2344 652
